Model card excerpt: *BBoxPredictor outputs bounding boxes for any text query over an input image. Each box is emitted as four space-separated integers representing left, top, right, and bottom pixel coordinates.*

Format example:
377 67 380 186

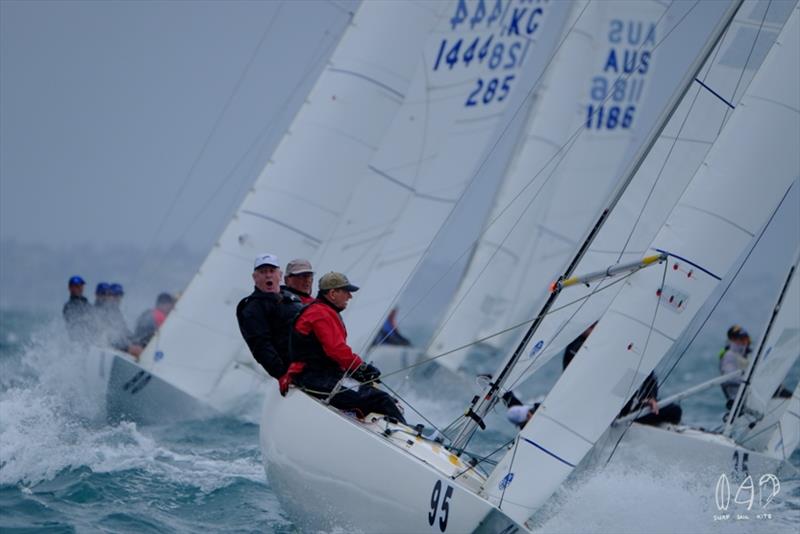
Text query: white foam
0 320 264 493
531 461 799 534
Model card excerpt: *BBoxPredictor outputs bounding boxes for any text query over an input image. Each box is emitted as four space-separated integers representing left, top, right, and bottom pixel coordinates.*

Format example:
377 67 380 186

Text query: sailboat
259 0 800 531
87 1 485 424
587 240 800 483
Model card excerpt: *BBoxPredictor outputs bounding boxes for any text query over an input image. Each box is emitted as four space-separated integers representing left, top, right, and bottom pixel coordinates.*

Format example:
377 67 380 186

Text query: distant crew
133 292 176 347
372 308 411 347
561 322 681 426
94 282 143 358
63 275 92 342
719 325 751 408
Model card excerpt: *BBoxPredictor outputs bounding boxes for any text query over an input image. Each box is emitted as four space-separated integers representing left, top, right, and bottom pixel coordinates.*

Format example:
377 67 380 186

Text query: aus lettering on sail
433 0 555 108
587 18 656 130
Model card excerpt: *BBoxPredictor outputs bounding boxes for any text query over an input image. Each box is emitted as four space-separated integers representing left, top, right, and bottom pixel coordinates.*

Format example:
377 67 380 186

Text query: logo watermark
713 473 780 522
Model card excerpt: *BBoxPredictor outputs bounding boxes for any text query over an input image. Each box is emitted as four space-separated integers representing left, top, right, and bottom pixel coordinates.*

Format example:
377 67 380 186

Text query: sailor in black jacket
236 253 303 379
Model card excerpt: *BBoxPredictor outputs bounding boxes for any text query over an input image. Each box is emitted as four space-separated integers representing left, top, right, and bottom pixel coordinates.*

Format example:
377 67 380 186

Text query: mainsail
484 5 799 524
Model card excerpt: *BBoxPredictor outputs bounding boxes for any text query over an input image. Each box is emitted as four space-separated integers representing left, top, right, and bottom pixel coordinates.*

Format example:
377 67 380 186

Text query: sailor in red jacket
286 271 406 424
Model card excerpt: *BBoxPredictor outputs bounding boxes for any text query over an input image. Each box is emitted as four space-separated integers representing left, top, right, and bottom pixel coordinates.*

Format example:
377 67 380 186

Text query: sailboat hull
260 384 527 533
85 346 217 424
595 422 798 479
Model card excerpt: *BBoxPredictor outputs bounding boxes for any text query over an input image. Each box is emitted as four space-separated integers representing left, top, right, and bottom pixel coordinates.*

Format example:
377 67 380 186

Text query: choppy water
1 309 798 533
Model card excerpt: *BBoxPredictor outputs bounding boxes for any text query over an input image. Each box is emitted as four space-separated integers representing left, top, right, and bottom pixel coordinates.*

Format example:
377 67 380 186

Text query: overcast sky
1 0 356 254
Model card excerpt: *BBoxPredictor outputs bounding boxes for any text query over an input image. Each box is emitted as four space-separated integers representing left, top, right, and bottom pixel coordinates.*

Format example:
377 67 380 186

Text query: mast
450 0 746 453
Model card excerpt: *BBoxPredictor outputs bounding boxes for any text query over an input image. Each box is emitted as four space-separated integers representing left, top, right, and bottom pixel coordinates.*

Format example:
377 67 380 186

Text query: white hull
84 346 217 425
591 422 798 480
260 384 527 533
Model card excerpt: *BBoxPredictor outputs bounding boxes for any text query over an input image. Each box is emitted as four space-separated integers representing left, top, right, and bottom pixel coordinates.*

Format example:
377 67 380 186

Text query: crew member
282 258 315 304
237 253 304 378
63 275 92 342
288 271 406 423
133 292 176 347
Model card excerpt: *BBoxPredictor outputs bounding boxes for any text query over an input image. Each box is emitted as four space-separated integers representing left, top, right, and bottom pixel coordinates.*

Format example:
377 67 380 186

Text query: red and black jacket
290 298 363 379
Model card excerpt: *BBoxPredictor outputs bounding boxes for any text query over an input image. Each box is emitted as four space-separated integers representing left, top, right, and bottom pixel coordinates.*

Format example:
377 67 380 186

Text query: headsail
484 4 799 524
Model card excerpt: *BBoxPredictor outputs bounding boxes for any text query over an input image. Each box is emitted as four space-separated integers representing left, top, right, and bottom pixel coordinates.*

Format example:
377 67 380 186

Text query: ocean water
1 309 798 533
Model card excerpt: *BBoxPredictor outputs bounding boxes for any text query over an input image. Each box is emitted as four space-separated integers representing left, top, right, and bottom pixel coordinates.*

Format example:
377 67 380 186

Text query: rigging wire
377 267 639 382
128 2 288 292
133 19 347 291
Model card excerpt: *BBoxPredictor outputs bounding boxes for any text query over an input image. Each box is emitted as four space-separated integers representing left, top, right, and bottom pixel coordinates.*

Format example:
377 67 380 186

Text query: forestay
484 5 799 524
134 2 448 412
498 0 795 389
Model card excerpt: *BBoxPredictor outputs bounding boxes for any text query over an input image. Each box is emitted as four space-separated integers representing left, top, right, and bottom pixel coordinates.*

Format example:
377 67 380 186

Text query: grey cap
286 258 314 276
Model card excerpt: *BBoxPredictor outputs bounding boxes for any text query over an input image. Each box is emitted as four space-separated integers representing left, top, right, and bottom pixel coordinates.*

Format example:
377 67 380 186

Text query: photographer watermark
713 472 780 521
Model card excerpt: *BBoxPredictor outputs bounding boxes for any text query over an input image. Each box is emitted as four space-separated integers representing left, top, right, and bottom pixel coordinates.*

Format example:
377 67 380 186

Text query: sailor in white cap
236 253 303 379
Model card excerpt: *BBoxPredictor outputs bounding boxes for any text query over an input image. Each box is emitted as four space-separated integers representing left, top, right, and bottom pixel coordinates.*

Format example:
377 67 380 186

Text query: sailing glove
353 363 381 383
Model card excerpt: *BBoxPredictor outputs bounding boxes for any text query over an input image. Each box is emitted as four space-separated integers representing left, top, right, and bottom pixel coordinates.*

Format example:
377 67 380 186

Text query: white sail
744 252 800 416
763 382 800 460
133 2 451 414
484 5 799 525
726 248 800 455
333 0 575 353
499 0 796 389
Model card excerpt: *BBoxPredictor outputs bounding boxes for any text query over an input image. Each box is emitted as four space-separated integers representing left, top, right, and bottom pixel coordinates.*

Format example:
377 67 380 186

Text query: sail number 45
428 480 454 531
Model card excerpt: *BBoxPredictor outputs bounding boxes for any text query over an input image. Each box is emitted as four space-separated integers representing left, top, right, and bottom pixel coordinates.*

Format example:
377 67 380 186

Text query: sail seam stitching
240 210 322 244
328 67 404 99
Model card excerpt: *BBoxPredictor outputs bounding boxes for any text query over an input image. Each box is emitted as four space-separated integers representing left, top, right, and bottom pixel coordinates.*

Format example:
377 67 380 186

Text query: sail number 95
466 75 515 107
428 480 454 531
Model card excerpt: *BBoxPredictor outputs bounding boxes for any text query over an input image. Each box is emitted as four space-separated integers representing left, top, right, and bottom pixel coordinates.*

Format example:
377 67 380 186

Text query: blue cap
68 275 85 286
109 283 124 296
96 282 111 295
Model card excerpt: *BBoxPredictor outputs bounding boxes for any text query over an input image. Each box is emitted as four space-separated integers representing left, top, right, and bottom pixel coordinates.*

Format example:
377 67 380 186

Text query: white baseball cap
254 253 280 270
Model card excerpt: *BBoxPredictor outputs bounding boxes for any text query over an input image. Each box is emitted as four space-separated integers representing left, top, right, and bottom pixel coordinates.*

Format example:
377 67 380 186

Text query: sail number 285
428 480 454 531
466 75 515 107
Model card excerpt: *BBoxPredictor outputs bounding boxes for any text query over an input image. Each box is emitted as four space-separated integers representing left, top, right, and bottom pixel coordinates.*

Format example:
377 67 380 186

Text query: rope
377 267 639 383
